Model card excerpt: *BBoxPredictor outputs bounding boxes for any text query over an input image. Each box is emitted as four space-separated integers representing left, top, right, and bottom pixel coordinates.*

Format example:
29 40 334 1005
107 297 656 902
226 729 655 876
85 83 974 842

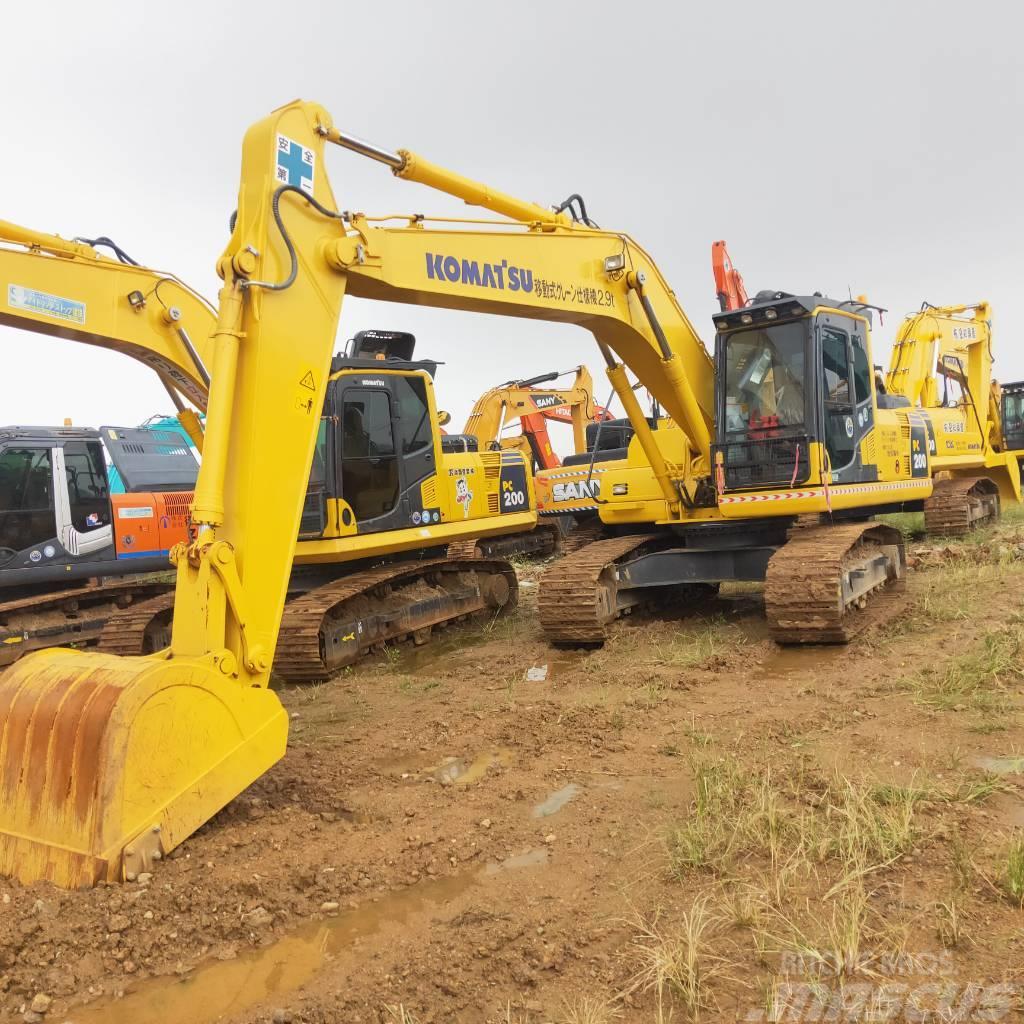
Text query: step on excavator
0 99 1018 889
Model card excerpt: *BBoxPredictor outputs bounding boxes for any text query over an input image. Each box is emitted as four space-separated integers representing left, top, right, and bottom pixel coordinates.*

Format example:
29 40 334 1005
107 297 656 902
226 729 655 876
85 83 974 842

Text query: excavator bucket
0 648 287 888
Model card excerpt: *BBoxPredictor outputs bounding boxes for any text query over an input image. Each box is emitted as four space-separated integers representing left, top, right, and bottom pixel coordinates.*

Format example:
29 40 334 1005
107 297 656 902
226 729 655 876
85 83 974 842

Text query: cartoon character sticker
455 477 473 518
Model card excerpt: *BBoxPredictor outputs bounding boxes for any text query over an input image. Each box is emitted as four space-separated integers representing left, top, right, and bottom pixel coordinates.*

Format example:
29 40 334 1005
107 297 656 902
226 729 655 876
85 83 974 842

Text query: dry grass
623 895 730 1022
1002 837 1024 907
559 994 622 1024
666 754 920 883
911 622 1023 724
382 1006 421 1024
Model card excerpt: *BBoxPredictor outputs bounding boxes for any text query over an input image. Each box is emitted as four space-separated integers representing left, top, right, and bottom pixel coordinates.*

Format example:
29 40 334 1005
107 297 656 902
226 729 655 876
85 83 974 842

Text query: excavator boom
464 365 609 470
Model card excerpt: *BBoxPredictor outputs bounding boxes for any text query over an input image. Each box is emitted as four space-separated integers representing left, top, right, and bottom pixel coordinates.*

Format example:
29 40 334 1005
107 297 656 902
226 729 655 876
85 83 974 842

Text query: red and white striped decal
719 479 928 505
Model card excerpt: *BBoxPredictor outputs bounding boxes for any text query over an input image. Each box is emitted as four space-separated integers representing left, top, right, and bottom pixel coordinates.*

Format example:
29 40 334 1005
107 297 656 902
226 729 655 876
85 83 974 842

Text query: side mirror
437 410 452 427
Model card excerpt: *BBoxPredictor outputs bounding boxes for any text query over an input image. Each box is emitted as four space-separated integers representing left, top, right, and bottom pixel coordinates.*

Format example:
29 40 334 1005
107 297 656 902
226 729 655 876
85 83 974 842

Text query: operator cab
0 425 197 583
1001 381 1024 465
713 291 876 491
302 330 444 538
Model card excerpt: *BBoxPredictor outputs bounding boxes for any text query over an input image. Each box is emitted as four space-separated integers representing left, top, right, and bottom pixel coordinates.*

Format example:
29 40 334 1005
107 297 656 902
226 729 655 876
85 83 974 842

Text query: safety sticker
118 506 154 519
8 284 86 324
275 134 315 195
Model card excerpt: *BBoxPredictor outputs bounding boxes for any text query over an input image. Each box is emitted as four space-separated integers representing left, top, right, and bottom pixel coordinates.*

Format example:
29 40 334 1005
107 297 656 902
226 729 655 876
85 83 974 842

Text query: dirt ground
5 513 1024 1024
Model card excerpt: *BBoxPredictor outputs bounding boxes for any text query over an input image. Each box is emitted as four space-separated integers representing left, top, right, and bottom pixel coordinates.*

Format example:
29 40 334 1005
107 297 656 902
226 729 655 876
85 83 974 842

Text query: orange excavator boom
712 239 749 312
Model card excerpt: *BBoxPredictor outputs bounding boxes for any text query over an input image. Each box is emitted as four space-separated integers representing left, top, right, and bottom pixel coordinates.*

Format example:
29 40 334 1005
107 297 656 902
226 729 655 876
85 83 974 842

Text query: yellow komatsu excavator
1 99 1018 889
0 225 537 682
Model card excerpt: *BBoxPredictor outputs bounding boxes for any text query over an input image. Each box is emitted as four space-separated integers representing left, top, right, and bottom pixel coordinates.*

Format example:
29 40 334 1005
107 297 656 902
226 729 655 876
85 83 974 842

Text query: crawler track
765 522 905 644
923 477 1000 536
274 558 517 681
446 522 560 561
0 576 175 667
537 533 658 644
98 559 519 680
97 592 175 656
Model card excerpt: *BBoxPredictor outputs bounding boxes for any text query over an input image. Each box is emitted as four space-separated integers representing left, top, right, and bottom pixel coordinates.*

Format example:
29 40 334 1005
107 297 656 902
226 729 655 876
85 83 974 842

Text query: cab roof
714 290 875 331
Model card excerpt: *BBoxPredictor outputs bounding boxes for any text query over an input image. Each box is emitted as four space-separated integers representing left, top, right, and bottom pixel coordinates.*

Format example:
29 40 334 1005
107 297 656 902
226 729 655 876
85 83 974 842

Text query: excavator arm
0 99 716 888
464 365 606 469
0 220 214 449
884 302 996 447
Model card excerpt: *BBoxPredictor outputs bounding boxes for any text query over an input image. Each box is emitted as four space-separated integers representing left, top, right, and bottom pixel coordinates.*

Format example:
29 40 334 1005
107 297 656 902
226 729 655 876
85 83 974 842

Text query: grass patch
666 754 920 882
911 623 1023 721
1002 837 1024 907
650 616 749 670
623 895 729 1022
560 995 622 1024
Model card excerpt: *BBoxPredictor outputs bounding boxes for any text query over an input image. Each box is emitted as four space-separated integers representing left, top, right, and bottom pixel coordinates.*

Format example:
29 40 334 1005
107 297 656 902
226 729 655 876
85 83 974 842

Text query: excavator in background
712 240 749 312
0 424 198 665
0 99 1018 890
879 301 1009 533
0 221 214 667
0 224 540 677
461 365 611 471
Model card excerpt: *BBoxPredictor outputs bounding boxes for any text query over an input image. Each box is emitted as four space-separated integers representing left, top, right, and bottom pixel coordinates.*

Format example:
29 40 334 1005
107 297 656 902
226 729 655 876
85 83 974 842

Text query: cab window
851 334 872 405
394 376 433 454
0 447 56 552
340 390 398 520
64 441 109 532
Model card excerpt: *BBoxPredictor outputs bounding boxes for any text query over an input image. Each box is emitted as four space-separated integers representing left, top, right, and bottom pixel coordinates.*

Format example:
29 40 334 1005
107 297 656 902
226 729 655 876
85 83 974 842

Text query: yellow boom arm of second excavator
463 365 601 464
0 98 716 890
885 302 998 447
0 219 213 449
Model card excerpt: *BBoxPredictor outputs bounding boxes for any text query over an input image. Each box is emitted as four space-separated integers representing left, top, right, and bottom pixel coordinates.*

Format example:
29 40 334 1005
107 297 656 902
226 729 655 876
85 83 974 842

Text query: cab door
0 444 57 567
333 375 438 535
816 316 874 485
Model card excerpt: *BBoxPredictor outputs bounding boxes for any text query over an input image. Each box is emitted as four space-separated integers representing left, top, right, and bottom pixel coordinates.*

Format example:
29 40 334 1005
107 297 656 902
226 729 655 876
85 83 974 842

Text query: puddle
759 645 848 681
76 838 549 1024
73 871 475 1024
532 783 581 818
426 748 513 786
485 847 551 873
398 632 485 674
972 755 1024 775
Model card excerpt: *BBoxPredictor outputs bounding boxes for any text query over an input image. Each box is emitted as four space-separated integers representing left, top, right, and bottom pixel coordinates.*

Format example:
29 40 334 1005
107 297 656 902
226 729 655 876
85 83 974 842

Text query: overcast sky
2 0 1021 445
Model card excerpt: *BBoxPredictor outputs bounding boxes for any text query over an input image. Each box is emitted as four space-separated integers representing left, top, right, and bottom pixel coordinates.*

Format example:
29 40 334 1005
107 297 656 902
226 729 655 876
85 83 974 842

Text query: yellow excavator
0 225 539 681
1 99 1018 889
462 365 608 471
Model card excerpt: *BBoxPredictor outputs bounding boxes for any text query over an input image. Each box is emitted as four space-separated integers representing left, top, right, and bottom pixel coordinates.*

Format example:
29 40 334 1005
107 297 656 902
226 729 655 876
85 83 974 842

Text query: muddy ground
5 513 1024 1024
